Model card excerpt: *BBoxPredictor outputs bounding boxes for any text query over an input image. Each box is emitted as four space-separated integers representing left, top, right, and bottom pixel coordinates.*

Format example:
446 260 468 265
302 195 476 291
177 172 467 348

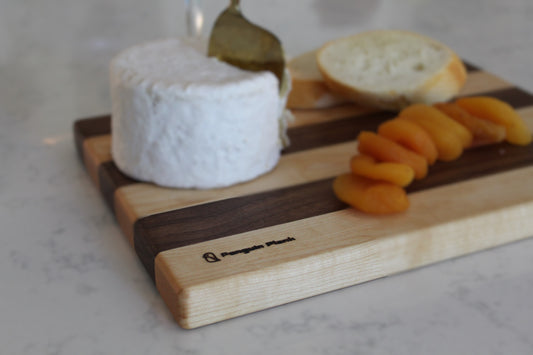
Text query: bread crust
317 30 467 111
287 50 349 109
287 78 346 108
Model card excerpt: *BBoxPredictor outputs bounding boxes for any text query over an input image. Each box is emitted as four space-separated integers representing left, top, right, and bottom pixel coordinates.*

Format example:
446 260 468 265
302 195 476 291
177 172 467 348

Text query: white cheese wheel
110 38 284 189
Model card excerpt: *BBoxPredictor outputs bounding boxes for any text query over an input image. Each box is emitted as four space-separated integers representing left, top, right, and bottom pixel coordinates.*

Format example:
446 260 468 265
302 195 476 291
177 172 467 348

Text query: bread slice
286 50 349 109
316 30 467 111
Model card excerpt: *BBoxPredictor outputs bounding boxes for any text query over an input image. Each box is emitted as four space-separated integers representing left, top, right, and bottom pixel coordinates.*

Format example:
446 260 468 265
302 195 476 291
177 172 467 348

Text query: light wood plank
459 70 511 96
83 135 111 188
155 166 533 328
290 103 376 128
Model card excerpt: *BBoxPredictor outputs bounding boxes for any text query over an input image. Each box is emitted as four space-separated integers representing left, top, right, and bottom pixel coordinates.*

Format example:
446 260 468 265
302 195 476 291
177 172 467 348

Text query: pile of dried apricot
333 96 532 214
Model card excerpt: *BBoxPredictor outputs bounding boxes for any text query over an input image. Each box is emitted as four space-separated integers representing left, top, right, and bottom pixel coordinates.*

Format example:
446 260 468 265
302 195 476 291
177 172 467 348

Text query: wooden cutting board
74 63 533 329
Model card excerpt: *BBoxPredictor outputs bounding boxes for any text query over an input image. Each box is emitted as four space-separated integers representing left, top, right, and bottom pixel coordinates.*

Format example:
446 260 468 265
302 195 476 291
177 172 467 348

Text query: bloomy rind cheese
110 38 287 189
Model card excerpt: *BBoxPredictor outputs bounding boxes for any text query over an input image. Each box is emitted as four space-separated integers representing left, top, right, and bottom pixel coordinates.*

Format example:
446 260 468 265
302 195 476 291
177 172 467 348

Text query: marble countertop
2 0 533 354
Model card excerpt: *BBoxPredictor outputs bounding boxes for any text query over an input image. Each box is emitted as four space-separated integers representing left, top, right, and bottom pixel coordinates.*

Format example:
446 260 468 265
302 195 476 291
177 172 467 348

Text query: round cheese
110 38 285 189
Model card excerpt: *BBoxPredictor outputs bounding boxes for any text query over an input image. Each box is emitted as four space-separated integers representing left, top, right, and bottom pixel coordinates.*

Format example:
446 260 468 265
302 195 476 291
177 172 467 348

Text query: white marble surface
1 0 533 354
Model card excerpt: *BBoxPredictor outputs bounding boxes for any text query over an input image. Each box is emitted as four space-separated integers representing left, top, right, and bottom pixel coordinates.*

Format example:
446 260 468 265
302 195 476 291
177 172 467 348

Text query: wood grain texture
83 135 111 188
98 161 136 212
116 142 356 243
137 139 533 281
73 114 110 161
73 68 533 329
459 70 510 96
156 166 533 328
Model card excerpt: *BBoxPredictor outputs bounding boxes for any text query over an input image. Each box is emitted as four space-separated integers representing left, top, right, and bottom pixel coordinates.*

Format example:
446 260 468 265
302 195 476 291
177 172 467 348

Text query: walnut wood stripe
73 115 110 161
98 161 137 211
135 141 533 280
466 86 533 107
285 87 533 154
283 110 394 154
463 61 481 72
407 142 533 193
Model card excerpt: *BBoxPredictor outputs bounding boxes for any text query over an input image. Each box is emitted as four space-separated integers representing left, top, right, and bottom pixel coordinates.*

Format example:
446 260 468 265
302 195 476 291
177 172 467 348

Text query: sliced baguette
286 50 349 109
317 30 467 111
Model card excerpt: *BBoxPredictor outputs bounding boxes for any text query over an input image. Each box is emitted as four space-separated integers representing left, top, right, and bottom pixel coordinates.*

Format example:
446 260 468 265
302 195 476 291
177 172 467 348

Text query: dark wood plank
408 142 533 193
284 111 394 154
73 115 110 161
463 60 481 73
285 87 533 154
98 161 137 212
466 87 533 107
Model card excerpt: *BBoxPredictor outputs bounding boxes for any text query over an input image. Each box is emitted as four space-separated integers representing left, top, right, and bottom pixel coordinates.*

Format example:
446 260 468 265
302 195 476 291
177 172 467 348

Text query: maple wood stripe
283 110 395 154
134 141 533 280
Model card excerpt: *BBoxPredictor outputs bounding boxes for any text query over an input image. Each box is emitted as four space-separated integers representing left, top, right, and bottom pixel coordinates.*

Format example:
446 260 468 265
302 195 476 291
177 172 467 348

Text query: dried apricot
350 154 415 187
357 131 428 179
455 96 532 146
398 110 463 161
434 102 506 146
399 104 473 148
333 173 409 214
378 119 438 165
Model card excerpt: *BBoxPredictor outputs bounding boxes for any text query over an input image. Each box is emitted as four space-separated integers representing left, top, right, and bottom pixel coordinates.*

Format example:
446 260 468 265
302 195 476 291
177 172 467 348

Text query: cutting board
74 63 533 329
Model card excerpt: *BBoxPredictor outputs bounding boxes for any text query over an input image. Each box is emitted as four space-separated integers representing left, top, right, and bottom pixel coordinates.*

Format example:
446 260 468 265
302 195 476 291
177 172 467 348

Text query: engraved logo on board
202 237 296 263
202 252 221 263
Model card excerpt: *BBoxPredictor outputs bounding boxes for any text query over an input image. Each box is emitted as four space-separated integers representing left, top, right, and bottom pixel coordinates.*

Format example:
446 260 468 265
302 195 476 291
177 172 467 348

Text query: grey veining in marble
1 0 532 354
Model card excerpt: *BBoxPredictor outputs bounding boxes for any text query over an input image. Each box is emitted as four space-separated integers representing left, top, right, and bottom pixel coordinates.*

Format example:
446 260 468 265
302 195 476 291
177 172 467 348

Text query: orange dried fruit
399 103 473 148
455 96 532 146
434 102 506 147
333 173 409 214
398 109 463 162
377 119 439 165
350 154 415 187
357 131 428 179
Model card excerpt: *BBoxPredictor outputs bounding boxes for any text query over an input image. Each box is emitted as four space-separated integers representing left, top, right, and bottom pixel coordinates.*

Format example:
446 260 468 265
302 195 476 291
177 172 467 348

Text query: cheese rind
110 39 283 189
